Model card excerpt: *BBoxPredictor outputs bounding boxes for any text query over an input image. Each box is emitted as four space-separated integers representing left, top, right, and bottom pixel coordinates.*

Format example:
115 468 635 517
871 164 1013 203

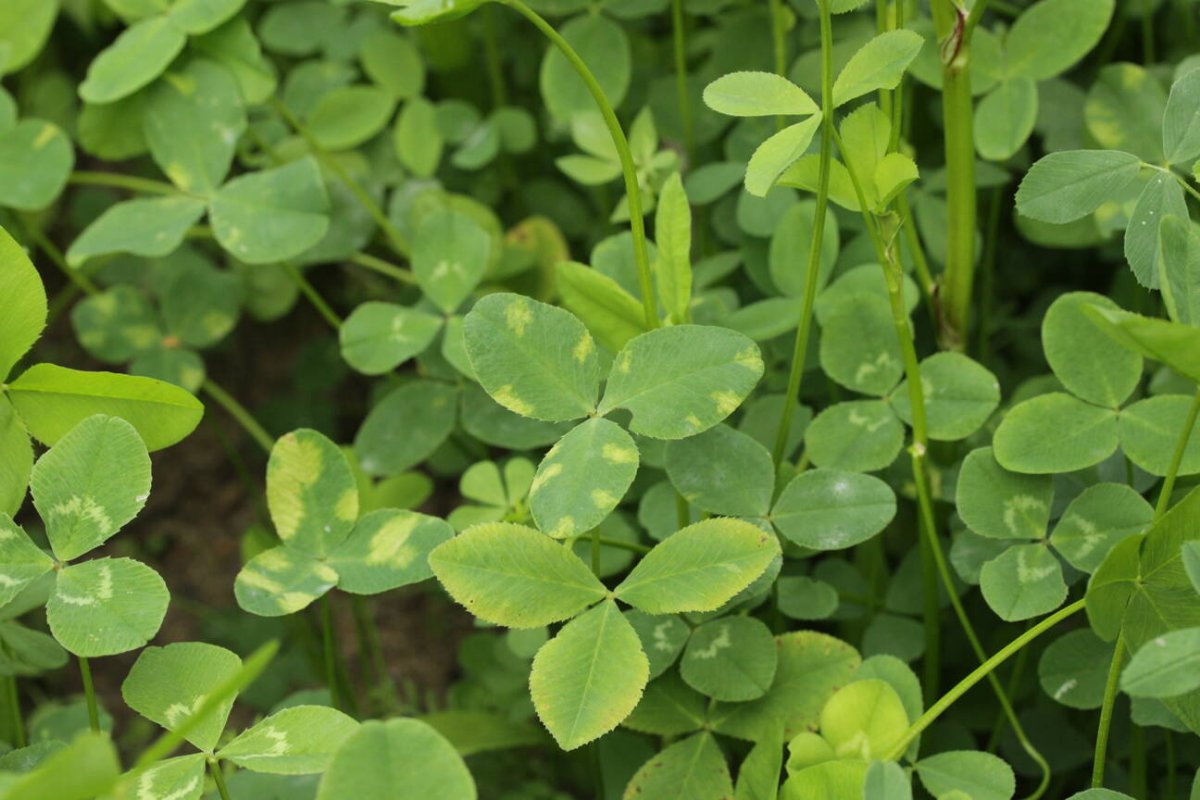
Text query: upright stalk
1092 386 1200 787
201 380 274 454
671 0 694 160
209 760 233 800
321 595 341 711
3 675 25 748
498 0 659 330
930 0 990 349
772 0 834 466
78 656 100 733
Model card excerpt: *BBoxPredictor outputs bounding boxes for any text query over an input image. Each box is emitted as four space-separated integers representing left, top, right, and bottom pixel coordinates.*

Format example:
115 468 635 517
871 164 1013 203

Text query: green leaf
735 731 786 800
30 414 151 561
819 679 909 759
654 172 693 323
1121 627 1200 699
1037 628 1114 709
613 518 780 614
0 120 74 211
144 58 245 194
1085 533 1143 642
712 631 860 743
69 286 158 363
0 732 120 800
47 557 169 657
1126 171 1189 288
819 294 903 397
388 0 486 26
1164 69 1200 165
267 429 358 558
980 543 1067 621
0 516 53 606
413 210 491 314
191 17 276 105
121 641 241 752
1119 395 1200 477
665 424 773 518
1086 64 1167 162
539 14 630 122
622 732 733 800
305 86 395 151
956 447 1052 541
772 469 896 551
769 200 839 300
599 325 763 440
1184 541 1200 595
992 392 1120 474
234 546 337 617
555 261 648 353
530 599 647 750
1085 305 1200 383
864 761 912 800
529 418 638 538
915 751 1015 800
838 104 892 211
360 30 425 99
703 71 817 117
804 400 905 473
974 77 1038 161
0 225 46 381
0 401 33 517
209 157 330 264
0 0 59 75
1044 292 1142 407
1049 483 1153 573
353 380 458 476
832 30 923 108
328 509 452 594
464 293 600 422
891 352 1000 440
624 610 689 680
217 705 359 774
419 710 544 756
66 197 207 267
1015 150 1142 224
316 718 476 800
783 761 869 800
1158 215 1200 325
124 754 205 800
79 17 187 104
623 670 706 736
1005 0 1113 80
393 96 442 177
428 522 606 628
680 616 777 702
745 114 823 197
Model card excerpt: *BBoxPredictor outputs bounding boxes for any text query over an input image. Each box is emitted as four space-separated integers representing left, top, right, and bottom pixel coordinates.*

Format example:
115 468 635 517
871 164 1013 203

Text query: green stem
772 0 834 466
20 219 100 295
283 263 342 329
209 759 233 800
483 5 509 109
270 97 410 257
768 0 789 128
69 170 183 197
975 185 1004 363
883 599 1086 761
597 536 651 555
78 656 100 733
1141 0 1156 63
4 676 24 748
1092 630 1126 788
321 594 341 711
671 0 694 159
201 380 274 454
1155 387 1200 518
351 595 397 714
498 0 658 330
348 252 416 285
590 528 601 574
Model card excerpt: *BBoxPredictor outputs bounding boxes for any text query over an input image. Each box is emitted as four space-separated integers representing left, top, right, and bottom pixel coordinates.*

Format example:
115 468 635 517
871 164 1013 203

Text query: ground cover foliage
0 0 1199 797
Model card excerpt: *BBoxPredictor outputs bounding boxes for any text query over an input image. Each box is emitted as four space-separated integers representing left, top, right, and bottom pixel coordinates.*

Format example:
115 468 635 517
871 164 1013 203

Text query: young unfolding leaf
654 173 693 323
529 418 638 539
47 557 169 657
266 429 358 558
529 599 647 750
428 522 607 628
555 261 647 353
30 414 152 562
216 705 359 774
464 293 601 422
1121 627 1200 699
1015 150 1142 224
234 546 338 617
915 751 1015 800
316 718 476 800
745 115 823 197
599 326 763 440
680 616 777 702
956 447 1052 541
622 732 733 800
614 518 780 614
831 30 923 108
209 157 330 264
665 424 773 518
327 509 452 594
993 393 1119 474
772 469 896 551
1049 483 1152 573
980 543 1067 621
819 679 909 759
783 760 869 800
703 72 817 117
122 642 242 752
413 210 491 314
804 400 905 473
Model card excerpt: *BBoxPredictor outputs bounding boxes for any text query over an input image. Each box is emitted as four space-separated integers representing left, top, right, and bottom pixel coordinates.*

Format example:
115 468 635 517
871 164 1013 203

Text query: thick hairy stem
499 0 659 329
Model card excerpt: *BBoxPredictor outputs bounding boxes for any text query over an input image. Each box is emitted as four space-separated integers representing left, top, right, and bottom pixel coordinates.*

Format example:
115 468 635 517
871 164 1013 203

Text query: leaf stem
1092 629 1126 788
269 97 410 257
282 263 343 329
348 252 416 284
321 594 341 711
671 0 694 159
772 0 834 466
209 759 233 800
200 380 274 454
19 218 99 295
883 598 1086 761
483 4 509 109
1155 387 1200 518
497 0 659 330
3 675 25 748
598 536 651 555
78 656 100 733
69 170 182 197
